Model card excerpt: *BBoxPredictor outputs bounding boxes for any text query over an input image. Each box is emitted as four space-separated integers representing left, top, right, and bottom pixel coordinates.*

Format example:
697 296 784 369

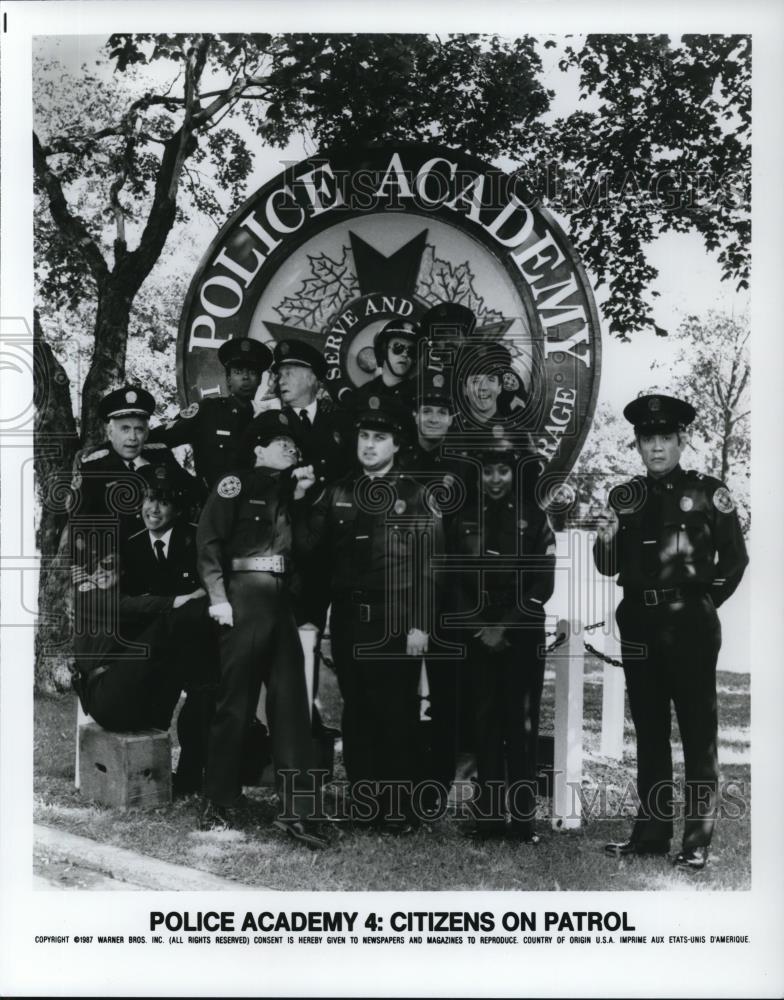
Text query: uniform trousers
84 597 217 783
204 573 315 818
469 621 546 837
330 599 422 823
617 593 721 849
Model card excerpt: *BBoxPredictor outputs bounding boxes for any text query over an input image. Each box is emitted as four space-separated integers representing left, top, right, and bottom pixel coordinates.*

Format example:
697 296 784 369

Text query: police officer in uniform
351 319 425 416
120 467 217 795
148 337 273 493
452 437 555 842
197 410 326 847
297 395 442 832
595 394 748 870
70 386 195 576
273 339 354 490
404 369 481 800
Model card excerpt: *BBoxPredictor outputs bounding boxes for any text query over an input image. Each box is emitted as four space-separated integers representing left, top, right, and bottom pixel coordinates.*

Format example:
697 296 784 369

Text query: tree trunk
34 311 80 692
81 279 133 447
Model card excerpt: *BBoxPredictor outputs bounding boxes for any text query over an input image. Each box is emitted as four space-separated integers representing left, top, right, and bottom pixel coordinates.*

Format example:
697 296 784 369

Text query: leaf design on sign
416 245 504 325
274 247 359 330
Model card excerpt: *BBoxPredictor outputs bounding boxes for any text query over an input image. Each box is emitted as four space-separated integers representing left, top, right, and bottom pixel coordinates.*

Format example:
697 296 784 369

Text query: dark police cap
272 339 327 381
458 339 513 377
418 302 477 342
623 394 696 433
217 337 273 373
374 318 424 348
98 385 156 421
415 369 453 408
354 394 412 435
243 409 304 450
141 464 190 507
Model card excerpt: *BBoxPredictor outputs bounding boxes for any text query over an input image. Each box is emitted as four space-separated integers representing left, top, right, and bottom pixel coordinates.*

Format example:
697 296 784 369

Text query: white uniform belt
231 555 286 573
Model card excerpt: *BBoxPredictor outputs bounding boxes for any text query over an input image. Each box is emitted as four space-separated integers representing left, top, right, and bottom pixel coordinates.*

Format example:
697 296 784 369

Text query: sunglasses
389 341 416 358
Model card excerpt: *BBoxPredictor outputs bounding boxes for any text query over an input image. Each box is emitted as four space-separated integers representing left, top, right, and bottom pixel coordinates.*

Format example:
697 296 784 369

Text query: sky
34 33 750 413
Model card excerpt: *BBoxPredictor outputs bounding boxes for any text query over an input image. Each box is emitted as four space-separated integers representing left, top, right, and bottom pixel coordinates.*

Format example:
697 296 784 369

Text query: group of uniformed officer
68 303 747 867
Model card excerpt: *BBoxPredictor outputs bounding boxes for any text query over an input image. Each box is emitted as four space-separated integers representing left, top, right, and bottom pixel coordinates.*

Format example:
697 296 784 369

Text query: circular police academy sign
178 143 601 475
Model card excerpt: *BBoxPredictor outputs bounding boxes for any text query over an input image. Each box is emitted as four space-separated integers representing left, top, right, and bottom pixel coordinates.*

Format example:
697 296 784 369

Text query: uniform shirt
351 374 417 414
452 487 556 627
196 468 298 607
121 520 201 611
296 469 443 631
69 442 194 570
280 397 354 487
148 394 255 490
593 465 748 607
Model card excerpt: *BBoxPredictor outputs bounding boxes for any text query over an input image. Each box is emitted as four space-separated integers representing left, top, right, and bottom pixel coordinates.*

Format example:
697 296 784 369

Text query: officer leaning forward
595 394 748 871
297 395 443 833
73 468 212 790
69 386 195 577
148 337 273 493
196 409 327 848
120 467 217 796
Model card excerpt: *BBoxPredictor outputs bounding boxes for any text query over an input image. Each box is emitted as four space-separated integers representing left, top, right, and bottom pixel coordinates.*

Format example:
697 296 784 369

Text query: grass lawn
34 658 750 892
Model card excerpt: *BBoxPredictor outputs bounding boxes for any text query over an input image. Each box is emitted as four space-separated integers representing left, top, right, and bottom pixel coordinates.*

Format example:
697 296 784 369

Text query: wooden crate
78 723 172 809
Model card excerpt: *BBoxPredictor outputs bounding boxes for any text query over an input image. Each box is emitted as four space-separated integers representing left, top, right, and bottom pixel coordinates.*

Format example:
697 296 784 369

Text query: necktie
127 459 136 472
299 409 311 429
641 480 662 578
154 539 166 564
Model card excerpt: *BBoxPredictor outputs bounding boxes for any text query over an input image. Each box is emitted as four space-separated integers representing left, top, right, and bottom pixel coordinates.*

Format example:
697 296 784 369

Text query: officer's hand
596 507 619 542
292 464 316 499
209 602 234 627
406 628 429 657
477 626 508 651
173 587 206 609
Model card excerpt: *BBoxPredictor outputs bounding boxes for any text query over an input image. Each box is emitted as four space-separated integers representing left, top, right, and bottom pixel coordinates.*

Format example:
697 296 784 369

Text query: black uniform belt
231 556 286 573
626 586 701 607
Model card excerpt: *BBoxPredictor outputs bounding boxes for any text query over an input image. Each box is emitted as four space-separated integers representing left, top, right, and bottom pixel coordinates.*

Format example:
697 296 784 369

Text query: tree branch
33 131 109 286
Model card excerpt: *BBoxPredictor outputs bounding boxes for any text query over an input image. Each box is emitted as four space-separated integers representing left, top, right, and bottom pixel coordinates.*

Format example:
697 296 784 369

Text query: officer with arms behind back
197 410 327 848
148 337 273 493
595 393 748 871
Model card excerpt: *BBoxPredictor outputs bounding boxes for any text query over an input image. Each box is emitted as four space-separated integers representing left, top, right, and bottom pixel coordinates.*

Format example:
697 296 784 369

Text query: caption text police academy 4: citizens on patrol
149 910 636 934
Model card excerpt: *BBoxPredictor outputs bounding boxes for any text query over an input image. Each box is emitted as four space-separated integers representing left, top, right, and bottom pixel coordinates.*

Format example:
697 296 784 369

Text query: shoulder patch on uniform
180 402 199 419
82 448 108 463
712 486 735 514
217 475 242 499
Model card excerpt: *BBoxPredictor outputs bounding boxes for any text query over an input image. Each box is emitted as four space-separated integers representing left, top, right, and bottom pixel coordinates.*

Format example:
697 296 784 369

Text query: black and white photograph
1 1 782 996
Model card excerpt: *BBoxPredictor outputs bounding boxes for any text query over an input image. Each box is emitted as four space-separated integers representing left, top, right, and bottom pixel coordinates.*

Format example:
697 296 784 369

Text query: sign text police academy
189 149 593 457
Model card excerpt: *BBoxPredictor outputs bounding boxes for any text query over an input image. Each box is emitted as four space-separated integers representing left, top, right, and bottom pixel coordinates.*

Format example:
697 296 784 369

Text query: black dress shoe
273 818 328 850
673 845 709 871
604 838 670 857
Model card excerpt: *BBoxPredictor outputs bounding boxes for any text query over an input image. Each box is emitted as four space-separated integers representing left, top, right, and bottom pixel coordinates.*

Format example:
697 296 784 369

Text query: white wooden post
551 617 583 830
257 627 317 725
74 700 94 789
600 663 625 760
